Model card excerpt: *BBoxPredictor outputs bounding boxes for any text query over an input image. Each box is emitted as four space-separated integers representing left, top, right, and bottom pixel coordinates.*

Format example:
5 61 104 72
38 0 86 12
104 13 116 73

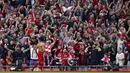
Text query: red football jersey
60 52 69 65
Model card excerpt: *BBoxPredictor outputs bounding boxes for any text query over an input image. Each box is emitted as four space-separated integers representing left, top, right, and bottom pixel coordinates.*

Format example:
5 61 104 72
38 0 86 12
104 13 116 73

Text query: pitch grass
0 72 130 73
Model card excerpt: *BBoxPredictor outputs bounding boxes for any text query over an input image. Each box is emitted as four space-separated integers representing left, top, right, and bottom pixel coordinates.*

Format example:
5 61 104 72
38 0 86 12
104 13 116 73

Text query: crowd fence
0 65 130 71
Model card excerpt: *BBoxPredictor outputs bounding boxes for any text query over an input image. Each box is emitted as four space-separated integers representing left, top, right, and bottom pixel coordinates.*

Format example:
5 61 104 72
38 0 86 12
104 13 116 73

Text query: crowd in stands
0 0 130 71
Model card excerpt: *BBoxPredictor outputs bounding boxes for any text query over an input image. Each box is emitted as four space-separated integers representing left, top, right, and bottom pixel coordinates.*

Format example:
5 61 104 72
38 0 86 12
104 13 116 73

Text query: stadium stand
0 0 130 72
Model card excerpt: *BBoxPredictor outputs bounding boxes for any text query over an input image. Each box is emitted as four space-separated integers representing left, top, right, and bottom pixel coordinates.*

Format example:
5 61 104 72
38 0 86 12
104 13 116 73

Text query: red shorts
37 52 44 61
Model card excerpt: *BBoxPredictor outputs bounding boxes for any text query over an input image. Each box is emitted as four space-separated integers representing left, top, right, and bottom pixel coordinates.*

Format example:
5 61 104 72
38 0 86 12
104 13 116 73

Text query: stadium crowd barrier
0 65 130 71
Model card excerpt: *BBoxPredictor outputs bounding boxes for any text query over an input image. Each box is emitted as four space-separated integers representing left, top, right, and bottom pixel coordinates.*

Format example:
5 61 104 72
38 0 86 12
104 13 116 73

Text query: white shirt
63 36 72 48
116 52 125 60
59 31 65 39
117 38 123 52
62 6 73 12
30 46 38 60
0 40 2 44
31 0 35 6
62 6 67 12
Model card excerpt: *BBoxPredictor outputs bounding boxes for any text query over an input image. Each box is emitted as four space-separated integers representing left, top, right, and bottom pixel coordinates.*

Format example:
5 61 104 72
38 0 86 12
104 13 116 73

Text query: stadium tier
0 0 130 72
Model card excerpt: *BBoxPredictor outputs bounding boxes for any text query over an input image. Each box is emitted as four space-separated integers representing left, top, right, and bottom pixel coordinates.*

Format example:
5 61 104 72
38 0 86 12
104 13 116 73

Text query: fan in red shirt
38 0 46 5
124 39 130 50
25 24 33 36
74 43 81 52
28 13 35 22
68 45 77 59
44 38 56 66
80 50 85 66
68 48 78 66
60 49 69 66
35 15 41 26
101 54 110 66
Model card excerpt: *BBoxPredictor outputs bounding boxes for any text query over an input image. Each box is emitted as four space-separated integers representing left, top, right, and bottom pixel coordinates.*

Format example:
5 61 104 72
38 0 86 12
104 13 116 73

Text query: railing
0 65 130 71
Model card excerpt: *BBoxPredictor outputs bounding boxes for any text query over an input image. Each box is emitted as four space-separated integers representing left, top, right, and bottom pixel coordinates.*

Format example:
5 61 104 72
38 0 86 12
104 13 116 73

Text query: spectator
90 44 99 65
128 52 130 68
0 0 130 71
116 50 125 67
29 37 38 68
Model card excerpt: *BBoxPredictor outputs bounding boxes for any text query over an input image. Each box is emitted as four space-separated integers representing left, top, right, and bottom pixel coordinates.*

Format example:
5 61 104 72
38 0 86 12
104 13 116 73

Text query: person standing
116 50 125 67
31 37 45 71
90 44 98 65
44 39 56 66
61 49 69 71
102 54 111 71
30 44 38 70
127 52 130 68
